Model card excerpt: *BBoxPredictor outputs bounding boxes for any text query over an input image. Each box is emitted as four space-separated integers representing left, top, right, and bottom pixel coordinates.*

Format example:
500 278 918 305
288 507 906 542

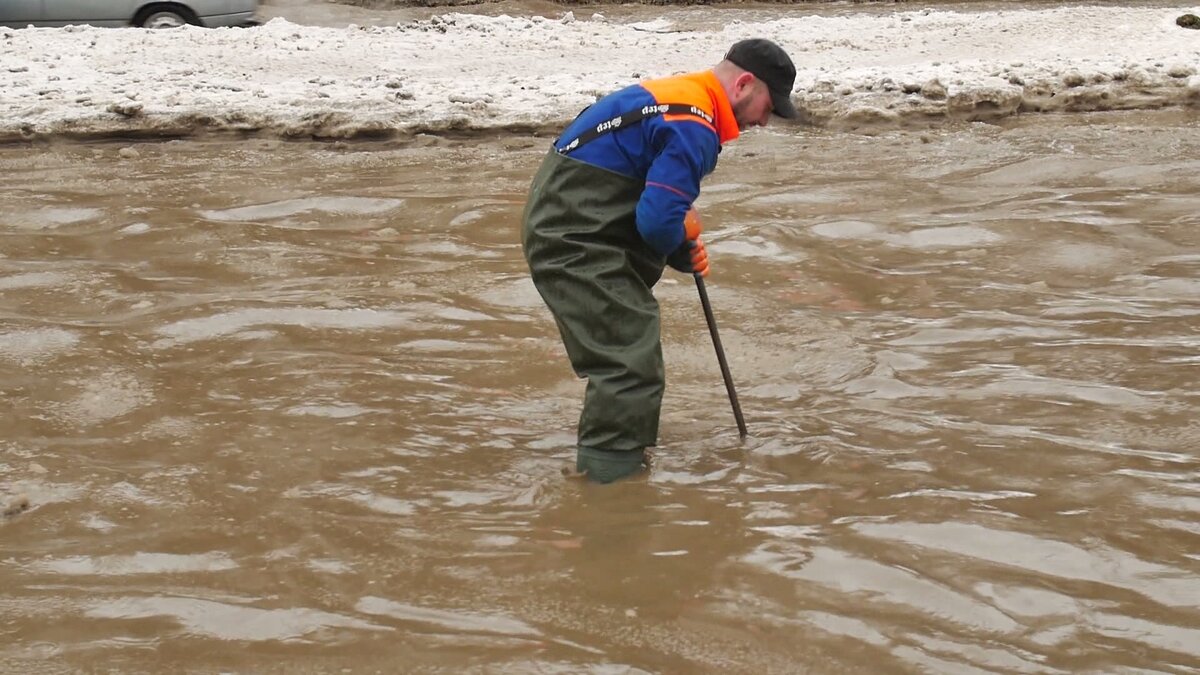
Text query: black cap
724 38 798 119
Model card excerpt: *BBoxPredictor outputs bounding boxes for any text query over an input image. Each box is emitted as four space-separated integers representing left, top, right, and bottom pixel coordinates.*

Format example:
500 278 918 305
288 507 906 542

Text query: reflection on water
1 110 1198 672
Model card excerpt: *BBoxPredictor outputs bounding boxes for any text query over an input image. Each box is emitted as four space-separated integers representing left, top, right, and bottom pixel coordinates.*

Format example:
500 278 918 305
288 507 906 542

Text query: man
521 38 798 483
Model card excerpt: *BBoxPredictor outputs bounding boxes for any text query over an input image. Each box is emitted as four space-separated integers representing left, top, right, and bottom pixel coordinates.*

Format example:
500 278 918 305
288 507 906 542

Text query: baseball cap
724 38 798 119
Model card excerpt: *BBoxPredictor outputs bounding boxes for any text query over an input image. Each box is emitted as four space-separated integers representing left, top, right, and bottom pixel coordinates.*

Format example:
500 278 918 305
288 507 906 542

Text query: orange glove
689 238 709 278
668 238 709 277
684 207 703 241
667 207 709 276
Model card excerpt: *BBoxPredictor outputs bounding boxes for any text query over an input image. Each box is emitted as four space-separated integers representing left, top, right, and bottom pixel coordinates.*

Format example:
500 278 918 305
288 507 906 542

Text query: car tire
138 9 191 29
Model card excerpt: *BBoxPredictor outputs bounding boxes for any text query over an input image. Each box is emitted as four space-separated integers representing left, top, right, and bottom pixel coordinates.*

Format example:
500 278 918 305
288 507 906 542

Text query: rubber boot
576 446 646 484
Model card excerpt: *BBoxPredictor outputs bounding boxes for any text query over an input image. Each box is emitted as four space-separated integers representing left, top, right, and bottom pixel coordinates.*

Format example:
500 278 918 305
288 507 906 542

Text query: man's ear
734 71 756 97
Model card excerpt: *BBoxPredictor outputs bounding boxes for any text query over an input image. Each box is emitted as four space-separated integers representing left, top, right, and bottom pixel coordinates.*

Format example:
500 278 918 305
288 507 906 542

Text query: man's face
732 74 774 131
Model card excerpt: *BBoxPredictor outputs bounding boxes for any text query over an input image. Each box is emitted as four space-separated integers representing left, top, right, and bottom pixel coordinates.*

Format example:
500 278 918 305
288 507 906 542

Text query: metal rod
694 273 748 439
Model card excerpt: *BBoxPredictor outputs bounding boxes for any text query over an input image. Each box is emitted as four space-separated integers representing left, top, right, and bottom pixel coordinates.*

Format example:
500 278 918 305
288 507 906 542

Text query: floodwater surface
2 110 1199 673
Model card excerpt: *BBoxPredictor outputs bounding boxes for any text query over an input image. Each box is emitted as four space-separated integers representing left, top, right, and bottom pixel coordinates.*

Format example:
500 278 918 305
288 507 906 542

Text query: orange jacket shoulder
640 71 739 144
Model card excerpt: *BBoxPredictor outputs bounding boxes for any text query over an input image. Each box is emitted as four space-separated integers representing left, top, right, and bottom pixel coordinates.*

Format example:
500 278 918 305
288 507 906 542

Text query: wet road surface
1 110 1199 672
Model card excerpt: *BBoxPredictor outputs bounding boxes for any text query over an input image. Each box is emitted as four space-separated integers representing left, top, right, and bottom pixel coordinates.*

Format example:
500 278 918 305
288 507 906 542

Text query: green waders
521 150 667 482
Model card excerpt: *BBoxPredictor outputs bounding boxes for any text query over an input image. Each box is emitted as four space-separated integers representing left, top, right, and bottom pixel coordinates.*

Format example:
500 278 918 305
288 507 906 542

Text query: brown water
2 110 1199 673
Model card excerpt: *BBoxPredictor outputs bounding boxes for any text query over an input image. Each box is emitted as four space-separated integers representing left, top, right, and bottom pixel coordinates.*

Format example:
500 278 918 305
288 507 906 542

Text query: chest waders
521 104 713 482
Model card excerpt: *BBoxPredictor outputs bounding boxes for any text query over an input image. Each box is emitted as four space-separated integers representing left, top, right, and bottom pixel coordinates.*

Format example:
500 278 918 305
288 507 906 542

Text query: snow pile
1 6 1198 141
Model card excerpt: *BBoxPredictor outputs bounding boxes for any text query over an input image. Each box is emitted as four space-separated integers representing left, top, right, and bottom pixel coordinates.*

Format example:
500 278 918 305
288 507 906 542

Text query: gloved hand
667 238 709 277
683 207 703 242
667 207 709 276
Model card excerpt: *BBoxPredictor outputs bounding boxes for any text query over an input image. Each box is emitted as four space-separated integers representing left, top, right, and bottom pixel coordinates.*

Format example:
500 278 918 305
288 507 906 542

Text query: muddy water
2 110 1198 673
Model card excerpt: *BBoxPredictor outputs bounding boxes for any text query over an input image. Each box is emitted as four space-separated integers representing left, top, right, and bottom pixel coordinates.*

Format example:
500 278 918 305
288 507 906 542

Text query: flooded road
2 110 1199 672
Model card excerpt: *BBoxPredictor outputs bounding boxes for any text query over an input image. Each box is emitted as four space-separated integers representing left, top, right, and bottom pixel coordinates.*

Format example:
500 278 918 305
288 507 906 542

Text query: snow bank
1 6 1198 141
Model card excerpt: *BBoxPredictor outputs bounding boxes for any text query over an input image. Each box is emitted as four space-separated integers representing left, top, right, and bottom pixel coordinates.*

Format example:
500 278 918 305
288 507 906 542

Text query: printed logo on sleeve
596 116 624 133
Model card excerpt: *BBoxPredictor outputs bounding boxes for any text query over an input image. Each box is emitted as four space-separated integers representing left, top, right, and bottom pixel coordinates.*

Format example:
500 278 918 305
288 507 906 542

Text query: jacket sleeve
634 119 720 257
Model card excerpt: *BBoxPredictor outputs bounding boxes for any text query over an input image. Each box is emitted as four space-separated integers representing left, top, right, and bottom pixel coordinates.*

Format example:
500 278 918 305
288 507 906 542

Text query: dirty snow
1 5 1198 140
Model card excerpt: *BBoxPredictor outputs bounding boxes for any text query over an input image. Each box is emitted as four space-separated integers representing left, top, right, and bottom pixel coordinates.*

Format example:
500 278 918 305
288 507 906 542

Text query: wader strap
558 103 715 155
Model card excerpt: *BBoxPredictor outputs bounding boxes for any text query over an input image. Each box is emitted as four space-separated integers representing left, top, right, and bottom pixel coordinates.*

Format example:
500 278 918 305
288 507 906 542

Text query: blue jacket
554 71 740 256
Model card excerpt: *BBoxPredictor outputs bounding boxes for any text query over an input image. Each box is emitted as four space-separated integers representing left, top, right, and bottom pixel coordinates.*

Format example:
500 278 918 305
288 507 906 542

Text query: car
0 1 259 29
